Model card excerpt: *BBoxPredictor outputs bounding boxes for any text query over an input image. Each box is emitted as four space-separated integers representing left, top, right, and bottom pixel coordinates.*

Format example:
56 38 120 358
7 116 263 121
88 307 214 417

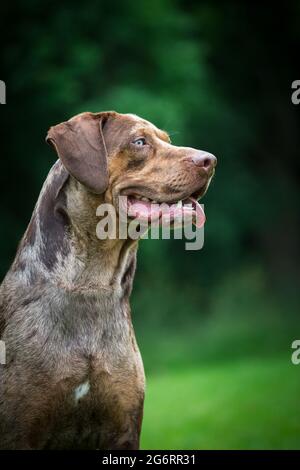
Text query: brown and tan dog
0 111 216 449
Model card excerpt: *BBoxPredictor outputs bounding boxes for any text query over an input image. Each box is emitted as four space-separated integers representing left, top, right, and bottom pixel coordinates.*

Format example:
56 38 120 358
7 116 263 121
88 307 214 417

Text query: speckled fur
0 159 144 449
0 111 215 449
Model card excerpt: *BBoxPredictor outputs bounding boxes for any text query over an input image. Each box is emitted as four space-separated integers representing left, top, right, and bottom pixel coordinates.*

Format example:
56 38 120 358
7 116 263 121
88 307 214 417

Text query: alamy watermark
0 80 6 104
291 80 300 105
291 340 300 365
96 196 205 250
0 340 6 365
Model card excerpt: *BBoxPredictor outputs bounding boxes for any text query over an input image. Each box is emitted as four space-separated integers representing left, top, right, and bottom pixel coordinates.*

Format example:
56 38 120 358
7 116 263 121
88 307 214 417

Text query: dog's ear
46 112 111 194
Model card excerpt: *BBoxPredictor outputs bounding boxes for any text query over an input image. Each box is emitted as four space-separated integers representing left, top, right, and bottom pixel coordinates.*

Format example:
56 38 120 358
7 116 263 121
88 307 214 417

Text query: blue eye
132 138 146 146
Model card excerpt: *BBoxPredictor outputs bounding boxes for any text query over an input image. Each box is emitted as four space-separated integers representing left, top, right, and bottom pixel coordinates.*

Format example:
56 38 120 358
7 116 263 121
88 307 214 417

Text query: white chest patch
74 381 90 403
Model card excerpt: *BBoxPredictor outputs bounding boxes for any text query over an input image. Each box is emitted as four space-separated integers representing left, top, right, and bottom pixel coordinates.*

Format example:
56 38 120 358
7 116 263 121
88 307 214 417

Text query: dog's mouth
117 189 206 228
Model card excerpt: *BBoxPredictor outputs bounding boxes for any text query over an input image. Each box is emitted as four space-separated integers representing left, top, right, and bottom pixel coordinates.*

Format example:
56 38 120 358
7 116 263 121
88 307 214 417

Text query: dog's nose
191 151 217 171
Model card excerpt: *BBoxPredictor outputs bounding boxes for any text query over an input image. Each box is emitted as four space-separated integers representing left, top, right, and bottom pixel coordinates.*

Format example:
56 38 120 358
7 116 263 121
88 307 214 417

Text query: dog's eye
132 138 146 146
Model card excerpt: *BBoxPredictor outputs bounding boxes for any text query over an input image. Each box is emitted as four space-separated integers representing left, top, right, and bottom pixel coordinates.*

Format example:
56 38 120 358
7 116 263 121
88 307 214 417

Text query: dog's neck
61 176 137 294
11 161 138 298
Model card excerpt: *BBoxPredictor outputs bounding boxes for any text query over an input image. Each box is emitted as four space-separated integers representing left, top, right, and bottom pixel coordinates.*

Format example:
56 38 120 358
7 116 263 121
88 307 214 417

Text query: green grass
141 356 300 449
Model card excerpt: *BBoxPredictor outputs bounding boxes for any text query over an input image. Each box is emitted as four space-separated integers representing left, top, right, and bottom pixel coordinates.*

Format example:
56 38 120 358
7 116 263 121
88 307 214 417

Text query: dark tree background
1 0 300 449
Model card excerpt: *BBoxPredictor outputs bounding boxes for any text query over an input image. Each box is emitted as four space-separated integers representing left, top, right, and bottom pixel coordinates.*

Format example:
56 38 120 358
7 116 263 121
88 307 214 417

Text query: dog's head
47 111 216 226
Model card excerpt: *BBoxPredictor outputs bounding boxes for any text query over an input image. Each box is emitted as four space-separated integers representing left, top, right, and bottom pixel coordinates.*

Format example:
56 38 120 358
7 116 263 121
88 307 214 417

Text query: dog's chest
42 356 144 449
22 291 145 449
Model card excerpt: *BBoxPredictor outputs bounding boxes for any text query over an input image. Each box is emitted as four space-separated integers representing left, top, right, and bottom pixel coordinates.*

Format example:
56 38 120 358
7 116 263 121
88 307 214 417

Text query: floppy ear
46 112 110 194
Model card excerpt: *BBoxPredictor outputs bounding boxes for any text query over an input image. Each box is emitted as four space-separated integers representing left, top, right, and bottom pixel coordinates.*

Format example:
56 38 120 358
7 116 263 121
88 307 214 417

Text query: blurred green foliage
1 0 300 449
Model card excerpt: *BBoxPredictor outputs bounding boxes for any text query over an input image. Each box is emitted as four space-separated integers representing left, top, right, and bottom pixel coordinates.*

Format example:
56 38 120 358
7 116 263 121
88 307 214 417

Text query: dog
0 111 216 449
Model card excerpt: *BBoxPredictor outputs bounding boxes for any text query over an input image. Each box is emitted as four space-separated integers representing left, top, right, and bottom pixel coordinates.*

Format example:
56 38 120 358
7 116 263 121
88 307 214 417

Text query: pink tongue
188 197 206 228
128 197 206 227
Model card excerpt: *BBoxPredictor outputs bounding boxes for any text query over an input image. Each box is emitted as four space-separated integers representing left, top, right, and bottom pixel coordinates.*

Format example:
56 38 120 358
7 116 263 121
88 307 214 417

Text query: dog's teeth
135 195 142 200
152 200 157 204
140 197 149 202
177 200 183 208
